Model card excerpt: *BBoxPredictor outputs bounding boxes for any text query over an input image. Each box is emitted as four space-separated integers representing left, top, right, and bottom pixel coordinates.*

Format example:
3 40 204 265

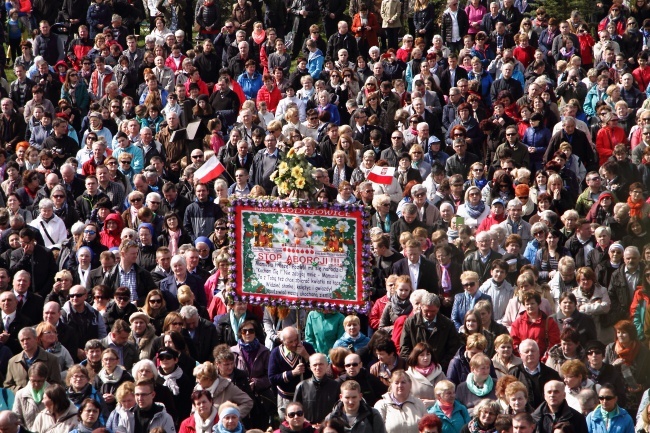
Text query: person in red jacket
99 212 124 248
511 289 560 359
352 6 380 56
477 198 507 233
179 390 220 433
256 74 282 114
633 51 650 92
596 112 627 165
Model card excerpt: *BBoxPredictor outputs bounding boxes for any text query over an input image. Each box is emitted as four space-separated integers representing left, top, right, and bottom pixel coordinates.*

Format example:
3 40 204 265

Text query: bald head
0 411 19 433
43 301 62 324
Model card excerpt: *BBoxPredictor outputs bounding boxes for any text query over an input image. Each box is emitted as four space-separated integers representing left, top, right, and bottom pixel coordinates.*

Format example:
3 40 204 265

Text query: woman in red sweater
511 290 560 360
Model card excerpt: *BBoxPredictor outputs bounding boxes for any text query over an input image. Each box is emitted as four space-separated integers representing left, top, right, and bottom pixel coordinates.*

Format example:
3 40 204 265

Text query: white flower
248 215 262 226
336 221 350 233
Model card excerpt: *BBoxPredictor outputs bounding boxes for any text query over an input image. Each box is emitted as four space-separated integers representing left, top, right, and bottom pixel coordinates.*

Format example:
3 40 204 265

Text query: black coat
0 312 31 354
183 317 219 363
532 401 589 433
392 257 439 293
16 292 44 327
507 363 561 408
9 244 57 296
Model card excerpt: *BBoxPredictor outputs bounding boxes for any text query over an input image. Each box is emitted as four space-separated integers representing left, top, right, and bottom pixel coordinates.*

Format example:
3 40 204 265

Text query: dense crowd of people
0 0 649 432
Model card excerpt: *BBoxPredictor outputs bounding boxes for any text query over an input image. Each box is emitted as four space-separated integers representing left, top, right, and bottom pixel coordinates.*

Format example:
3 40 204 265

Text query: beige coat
128 324 157 360
32 404 78 433
380 0 401 28
194 376 254 417
4 349 62 392
374 393 427 433
13 384 46 431
406 366 447 407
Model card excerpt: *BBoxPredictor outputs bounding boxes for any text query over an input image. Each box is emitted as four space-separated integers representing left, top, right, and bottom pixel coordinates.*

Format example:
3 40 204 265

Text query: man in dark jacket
326 380 385 433
462 231 503 283
251 134 284 195
336 353 387 406
389 204 427 251
400 293 460 370
584 340 627 406
531 380 589 433
508 339 561 408
0 99 26 152
320 0 346 38
326 22 359 62
183 183 224 240
9 228 57 296
181 305 219 363
210 76 241 128
392 239 438 292
606 246 642 328
159 255 206 310
294 353 341 424
544 117 596 171
490 62 523 103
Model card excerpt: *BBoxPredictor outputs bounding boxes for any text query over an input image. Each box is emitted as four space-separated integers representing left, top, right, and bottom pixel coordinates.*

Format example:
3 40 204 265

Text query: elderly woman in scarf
214 403 245 433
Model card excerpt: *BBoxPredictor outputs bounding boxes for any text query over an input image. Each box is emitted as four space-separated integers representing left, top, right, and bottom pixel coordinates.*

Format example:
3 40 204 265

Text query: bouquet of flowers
270 145 315 197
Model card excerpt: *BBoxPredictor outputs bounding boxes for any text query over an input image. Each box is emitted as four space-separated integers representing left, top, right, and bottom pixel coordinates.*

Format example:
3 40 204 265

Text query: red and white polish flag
367 166 396 185
195 155 226 183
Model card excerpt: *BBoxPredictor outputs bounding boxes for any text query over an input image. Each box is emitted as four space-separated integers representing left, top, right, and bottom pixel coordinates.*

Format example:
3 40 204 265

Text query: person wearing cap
157 347 194 420
477 197 507 233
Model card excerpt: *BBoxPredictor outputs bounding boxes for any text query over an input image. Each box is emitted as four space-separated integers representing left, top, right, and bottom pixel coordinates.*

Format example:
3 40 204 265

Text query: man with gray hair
499 199 532 244
0 410 22 433
389 202 427 251
294 353 341 423
179 305 218 363
463 231 503 283
607 245 642 330
400 292 459 369
4 326 62 391
507 339 561 408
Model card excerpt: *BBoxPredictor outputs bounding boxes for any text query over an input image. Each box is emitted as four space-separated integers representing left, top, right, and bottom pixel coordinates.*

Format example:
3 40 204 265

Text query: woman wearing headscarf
214 402 246 433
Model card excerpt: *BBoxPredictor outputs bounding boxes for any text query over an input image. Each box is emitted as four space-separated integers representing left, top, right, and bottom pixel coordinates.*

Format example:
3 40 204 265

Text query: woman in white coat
406 342 447 409
375 370 427 433
32 384 79 433
13 363 48 431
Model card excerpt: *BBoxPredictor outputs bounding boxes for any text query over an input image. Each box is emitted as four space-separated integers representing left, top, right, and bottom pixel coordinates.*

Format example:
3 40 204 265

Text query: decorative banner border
227 198 372 314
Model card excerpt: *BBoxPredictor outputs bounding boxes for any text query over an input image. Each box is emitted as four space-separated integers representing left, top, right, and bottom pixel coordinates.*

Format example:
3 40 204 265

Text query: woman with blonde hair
329 149 354 188
375 370 427 433
36 322 73 380
428 379 470 433
105 382 135 433
491 335 521 378
504 380 531 415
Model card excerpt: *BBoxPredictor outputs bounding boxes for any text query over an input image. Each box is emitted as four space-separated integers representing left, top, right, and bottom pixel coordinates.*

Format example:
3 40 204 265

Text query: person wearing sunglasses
583 341 626 405
450 271 492 331
585 383 635 433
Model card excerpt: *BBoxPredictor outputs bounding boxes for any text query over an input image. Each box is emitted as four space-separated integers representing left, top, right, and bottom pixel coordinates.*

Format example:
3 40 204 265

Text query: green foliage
535 0 592 25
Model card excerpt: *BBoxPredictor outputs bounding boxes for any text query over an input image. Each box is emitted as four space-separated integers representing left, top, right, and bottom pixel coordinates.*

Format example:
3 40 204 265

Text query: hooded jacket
99 213 124 248
328 400 385 433
112 402 176 433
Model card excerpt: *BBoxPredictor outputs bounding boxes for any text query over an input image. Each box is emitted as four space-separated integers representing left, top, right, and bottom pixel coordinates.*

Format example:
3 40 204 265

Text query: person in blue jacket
307 39 324 80
586 383 635 433
237 60 263 100
333 315 370 351
522 113 552 172
317 89 340 125
428 379 471 433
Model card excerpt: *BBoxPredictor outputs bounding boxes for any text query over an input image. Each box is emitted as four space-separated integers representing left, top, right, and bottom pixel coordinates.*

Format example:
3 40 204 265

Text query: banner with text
229 199 372 313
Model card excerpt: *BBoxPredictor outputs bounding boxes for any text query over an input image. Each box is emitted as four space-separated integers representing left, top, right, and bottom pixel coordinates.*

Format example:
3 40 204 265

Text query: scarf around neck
414 363 438 377
31 382 47 404
160 365 184 395
98 366 124 384
615 340 640 365
466 201 486 219
466 372 494 396
627 197 644 217
390 294 413 319
194 406 218 433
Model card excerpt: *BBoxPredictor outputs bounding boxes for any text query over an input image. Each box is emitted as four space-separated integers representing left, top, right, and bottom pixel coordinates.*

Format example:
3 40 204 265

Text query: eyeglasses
69 293 86 298
107 161 117 165
84 230 96 235
130 197 142 202
52 195 65 199
345 362 359 367
171 321 184 326
149 298 162 304
216 227 227 230
391 136 403 140
506 133 517 136
462 282 476 288
241 328 255 334
587 350 603 355
191 154 204 159
598 395 616 401
287 411 304 418
103 357 118 362
116 296 130 301
120 160 132 164
158 355 174 361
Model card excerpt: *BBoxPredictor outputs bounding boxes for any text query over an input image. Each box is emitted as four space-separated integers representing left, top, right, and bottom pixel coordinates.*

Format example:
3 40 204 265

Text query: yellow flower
295 177 306 188
270 170 278 181
291 166 304 177
279 182 289 194
287 148 295 157
278 162 289 176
